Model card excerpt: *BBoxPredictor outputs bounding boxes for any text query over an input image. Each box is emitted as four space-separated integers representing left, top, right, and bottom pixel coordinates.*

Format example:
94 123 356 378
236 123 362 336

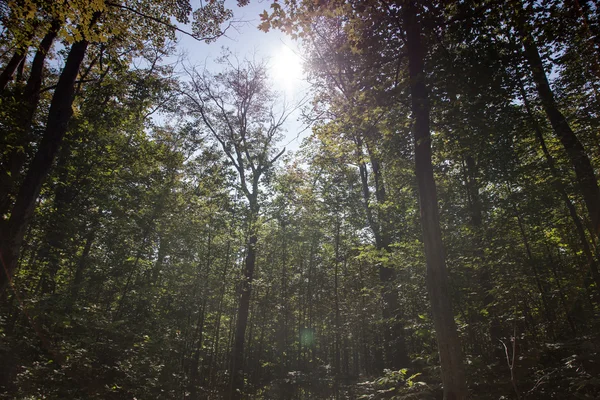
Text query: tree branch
106 2 231 43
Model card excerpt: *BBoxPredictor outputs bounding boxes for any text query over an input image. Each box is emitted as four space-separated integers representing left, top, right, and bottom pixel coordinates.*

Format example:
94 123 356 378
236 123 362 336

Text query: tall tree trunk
151 233 167 284
113 233 149 321
0 22 60 217
403 1 467 399
515 3 600 235
0 35 92 293
371 153 410 370
516 71 600 292
190 223 214 394
230 203 258 399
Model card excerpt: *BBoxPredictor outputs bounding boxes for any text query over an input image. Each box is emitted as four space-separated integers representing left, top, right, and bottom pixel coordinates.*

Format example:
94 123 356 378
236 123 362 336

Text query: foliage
2 0 600 399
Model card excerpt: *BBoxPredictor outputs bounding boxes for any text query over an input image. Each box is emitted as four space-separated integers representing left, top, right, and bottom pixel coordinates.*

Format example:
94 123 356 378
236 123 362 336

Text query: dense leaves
2 0 600 399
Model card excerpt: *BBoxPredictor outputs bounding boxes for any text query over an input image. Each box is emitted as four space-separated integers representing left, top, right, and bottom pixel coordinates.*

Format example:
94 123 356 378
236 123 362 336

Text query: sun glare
272 44 304 93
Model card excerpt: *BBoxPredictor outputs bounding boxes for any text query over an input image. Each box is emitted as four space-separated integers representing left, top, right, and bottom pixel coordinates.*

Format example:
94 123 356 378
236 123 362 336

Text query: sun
272 44 304 93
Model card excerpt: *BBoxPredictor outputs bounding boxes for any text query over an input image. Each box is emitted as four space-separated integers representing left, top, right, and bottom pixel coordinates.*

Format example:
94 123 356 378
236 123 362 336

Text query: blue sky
173 0 310 152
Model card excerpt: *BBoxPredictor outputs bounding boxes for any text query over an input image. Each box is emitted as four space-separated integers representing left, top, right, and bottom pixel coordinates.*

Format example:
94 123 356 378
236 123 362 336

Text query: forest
1 0 600 399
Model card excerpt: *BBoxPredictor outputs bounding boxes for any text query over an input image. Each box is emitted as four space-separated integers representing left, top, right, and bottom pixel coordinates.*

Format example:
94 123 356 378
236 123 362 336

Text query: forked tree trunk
403 1 467 399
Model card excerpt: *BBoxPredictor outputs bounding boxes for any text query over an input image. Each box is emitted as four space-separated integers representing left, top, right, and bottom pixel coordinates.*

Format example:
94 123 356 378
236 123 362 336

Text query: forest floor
249 334 600 399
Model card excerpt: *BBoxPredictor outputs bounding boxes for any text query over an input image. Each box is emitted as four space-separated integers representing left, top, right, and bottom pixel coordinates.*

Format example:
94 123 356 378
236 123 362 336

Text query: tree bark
403 1 467 398
0 36 91 293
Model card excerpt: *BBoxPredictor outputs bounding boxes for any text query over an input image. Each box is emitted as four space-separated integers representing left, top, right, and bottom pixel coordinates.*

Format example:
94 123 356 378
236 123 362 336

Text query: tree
512 0 600 238
261 1 468 397
182 55 291 398
402 1 467 398
0 0 241 292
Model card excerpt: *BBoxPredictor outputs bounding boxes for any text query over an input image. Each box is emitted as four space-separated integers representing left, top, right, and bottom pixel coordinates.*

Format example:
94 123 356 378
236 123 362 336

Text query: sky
172 0 311 152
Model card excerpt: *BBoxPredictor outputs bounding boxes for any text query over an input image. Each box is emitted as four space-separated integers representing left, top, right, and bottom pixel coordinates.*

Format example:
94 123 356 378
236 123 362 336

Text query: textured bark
516 5 600 236
403 1 467 399
0 37 91 293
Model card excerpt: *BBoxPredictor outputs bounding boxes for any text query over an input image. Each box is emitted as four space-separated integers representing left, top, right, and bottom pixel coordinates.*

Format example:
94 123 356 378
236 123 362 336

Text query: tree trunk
546 249 577 334
403 1 467 398
0 52 26 91
516 4 600 236
516 71 600 292
230 206 258 399
463 155 504 358
0 36 91 293
0 22 60 217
